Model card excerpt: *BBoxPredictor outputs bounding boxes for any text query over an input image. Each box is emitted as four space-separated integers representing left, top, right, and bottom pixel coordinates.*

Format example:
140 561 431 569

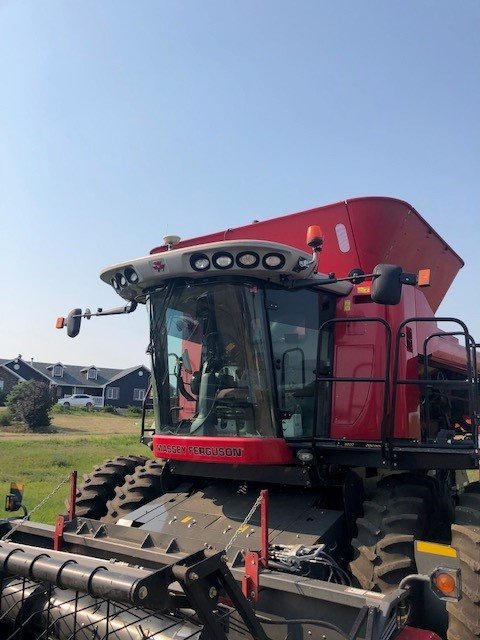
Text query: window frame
133 388 146 401
53 365 64 378
106 387 119 400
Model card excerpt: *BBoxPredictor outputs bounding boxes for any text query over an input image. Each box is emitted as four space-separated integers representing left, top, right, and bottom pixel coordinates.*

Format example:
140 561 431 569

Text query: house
0 356 151 408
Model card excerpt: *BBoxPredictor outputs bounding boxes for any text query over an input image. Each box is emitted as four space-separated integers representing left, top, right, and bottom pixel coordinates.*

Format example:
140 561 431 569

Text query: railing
391 317 480 449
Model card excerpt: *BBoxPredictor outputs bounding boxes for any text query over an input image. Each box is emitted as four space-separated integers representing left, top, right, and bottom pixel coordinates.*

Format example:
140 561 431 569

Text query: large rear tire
105 459 168 522
349 474 435 592
70 455 148 520
447 481 480 640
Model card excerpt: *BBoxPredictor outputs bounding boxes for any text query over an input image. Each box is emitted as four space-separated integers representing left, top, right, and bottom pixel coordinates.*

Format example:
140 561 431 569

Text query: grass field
0 411 148 524
0 409 477 526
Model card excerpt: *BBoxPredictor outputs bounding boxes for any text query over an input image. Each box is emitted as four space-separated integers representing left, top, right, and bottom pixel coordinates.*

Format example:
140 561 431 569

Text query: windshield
149 280 276 437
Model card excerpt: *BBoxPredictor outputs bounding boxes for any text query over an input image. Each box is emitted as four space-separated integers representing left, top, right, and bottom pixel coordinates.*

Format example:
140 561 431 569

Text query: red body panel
395 627 442 640
151 197 463 312
149 197 471 447
153 435 294 465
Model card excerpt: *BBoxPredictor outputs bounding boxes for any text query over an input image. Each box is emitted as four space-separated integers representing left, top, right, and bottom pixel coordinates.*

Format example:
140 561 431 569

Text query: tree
7 381 53 430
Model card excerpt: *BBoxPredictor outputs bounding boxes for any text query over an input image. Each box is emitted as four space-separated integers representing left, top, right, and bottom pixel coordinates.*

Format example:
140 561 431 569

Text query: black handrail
316 317 392 460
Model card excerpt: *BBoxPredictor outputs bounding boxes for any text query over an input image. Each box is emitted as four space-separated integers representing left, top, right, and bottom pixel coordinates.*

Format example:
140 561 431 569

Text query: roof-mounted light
114 273 126 289
212 252 234 269
263 253 286 270
236 252 260 269
124 267 139 284
190 253 210 271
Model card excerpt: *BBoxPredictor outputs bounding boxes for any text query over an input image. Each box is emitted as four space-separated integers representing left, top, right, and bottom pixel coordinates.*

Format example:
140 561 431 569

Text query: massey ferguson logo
151 260 166 272
156 444 244 458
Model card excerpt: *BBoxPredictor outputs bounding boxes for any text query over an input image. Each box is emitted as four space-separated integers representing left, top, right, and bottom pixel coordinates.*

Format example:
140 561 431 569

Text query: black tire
63 402 70 407
105 459 167 522
70 455 148 520
447 481 480 640
86 402 93 408
349 474 435 592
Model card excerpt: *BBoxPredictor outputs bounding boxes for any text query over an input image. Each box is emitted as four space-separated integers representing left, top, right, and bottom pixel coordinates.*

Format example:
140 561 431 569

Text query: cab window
266 287 334 438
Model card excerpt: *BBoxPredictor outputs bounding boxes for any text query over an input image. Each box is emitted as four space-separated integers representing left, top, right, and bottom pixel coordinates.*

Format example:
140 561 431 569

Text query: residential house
0 356 151 408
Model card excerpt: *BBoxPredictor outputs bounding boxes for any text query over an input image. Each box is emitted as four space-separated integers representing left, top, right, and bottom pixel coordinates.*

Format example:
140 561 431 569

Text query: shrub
102 405 117 414
0 389 8 406
6 381 53 430
125 405 142 416
0 411 11 426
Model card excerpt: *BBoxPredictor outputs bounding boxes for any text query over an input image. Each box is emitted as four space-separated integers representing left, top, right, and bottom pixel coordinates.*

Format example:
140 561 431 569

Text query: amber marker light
356 284 372 295
418 268 431 287
55 317 65 329
434 571 456 595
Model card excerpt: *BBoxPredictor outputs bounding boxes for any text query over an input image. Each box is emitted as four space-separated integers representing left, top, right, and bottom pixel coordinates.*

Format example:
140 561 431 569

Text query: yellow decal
239 524 250 533
343 300 351 311
181 516 193 524
416 540 457 558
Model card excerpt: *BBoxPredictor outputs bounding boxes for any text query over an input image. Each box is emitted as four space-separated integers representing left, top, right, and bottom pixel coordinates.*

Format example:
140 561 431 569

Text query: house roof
105 364 149 385
0 362 26 381
0 358 150 389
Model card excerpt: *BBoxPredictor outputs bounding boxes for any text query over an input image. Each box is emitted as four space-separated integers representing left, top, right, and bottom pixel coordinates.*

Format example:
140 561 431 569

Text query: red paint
53 514 66 551
148 197 473 447
153 435 293 465
150 197 463 313
329 298 388 440
68 471 77 521
242 551 260 602
395 626 442 640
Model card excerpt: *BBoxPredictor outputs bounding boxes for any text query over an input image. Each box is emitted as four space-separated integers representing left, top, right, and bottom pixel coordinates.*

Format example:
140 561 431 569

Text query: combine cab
1 197 479 640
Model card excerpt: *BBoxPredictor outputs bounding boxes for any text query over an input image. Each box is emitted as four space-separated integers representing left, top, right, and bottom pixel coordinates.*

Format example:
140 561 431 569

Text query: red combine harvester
1 196 479 640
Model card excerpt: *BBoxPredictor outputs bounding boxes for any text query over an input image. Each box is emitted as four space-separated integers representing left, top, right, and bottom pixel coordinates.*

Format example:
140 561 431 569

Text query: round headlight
115 273 125 288
212 252 234 269
124 267 139 284
263 253 286 269
190 253 210 271
236 252 260 269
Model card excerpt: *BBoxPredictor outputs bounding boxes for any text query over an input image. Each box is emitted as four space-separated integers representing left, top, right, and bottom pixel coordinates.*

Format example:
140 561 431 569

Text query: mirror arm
75 301 138 320
291 270 420 291
289 272 377 290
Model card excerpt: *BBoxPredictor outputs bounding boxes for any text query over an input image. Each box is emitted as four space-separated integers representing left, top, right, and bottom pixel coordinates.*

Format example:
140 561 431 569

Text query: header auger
2 196 479 640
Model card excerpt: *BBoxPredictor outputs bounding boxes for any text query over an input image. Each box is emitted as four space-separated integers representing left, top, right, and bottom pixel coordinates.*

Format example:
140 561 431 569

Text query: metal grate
0 576 203 640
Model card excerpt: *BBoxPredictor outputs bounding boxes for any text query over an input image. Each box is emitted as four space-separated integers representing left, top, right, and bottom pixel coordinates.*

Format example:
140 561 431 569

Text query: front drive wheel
105 459 170 523
447 482 480 640
349 474 435 592
69 455 148 520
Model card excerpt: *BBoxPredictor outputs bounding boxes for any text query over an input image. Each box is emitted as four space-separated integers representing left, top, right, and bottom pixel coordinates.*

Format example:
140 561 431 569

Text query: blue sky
0 1 478 368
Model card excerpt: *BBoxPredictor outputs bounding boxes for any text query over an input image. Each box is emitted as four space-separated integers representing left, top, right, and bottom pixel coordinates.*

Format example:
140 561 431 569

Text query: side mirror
66 308 82 338
371 264 418 305
371 264 404 305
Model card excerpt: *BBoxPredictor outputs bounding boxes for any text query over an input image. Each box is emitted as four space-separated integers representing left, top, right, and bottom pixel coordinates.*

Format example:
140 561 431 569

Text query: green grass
1 408 477 526
0 434 148 524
